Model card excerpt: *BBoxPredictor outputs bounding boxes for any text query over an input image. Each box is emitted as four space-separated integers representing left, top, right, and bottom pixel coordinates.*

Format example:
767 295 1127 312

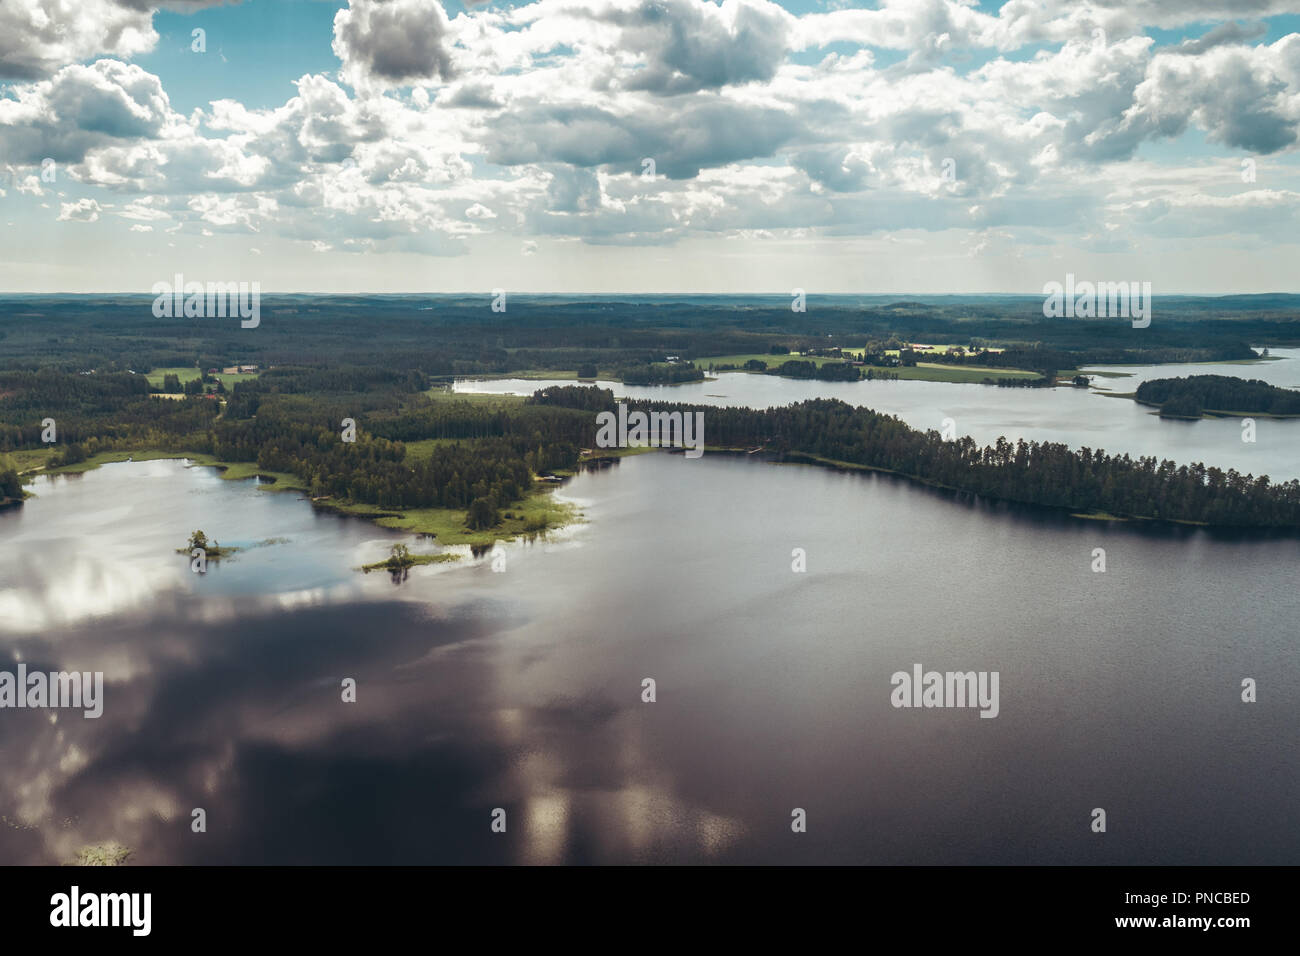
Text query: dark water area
1 454 1297 864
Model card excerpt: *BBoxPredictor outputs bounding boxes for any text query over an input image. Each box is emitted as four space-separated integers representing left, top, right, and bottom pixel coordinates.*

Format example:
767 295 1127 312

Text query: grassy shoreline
313 489 579 545
15 422 1269 539
24 446 582 546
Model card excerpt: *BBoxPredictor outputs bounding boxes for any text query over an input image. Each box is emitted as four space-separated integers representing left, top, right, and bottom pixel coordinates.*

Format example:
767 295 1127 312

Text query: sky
2 0 1300 294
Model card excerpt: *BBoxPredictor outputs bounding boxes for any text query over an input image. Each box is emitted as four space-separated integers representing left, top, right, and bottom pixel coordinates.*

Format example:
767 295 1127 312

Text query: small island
359 543 460 573
176 529 239 560
1134 375 1300 419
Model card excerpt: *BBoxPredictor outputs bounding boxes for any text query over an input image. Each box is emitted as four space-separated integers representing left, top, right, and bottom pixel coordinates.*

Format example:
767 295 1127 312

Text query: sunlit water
2 455 1296 864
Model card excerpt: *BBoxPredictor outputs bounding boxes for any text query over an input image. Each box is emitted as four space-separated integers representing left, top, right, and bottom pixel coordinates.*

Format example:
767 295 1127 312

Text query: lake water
455 348 1300 482
2 455 1296 864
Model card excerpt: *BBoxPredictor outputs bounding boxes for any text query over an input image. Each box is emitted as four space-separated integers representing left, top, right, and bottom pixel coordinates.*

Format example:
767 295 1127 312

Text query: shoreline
28 448 583 547
704 446 1292 533
1107 396 1300 420
15 420 1299 539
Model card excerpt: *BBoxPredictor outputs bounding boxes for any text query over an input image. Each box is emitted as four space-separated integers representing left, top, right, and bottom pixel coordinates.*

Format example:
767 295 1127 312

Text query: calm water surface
1 456 1296 864
456 349 1300 481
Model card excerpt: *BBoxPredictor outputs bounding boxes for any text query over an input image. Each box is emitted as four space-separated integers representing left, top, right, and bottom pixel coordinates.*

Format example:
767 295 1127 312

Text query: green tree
0 455 21 500
56 443 87 466
467 497 499 530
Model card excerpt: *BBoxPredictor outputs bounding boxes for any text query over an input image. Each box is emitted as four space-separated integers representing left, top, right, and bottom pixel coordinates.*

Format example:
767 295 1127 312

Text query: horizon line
2 291 1299 298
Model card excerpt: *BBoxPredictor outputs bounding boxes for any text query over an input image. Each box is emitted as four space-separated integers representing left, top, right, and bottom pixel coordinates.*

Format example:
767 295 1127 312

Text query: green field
694 353 1041 384
695 353 844 369
402 437 465 461
145 366 260 389
143 366 202 387
12 447 57 474
853 344 1006 358
423 387 528 407
899 363 1040 383
452 367 666 383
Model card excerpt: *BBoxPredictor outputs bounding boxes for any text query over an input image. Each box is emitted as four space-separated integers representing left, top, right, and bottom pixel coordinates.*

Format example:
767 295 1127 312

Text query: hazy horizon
3 290 1300 299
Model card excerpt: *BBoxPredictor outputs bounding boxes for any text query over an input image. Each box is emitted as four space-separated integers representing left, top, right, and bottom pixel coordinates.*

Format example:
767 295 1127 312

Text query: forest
2 294 1293 384
1134 375 1300 418
617 363 705 385
4 298 1300 533
767 359 862 381
530 386 1300 528
5 365 1300 531
0 364 588 531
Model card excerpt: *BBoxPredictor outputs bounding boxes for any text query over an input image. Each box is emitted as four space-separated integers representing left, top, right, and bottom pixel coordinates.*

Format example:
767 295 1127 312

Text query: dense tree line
769 359 861 381
1135 375 1300 417
0 368 218 450
0 367 585 530
531 386 1300 528
617 363 705 385
2 288 1293 536
1 296 1280 389
183 406 577 518
255 366 429 395
8 363 1299 529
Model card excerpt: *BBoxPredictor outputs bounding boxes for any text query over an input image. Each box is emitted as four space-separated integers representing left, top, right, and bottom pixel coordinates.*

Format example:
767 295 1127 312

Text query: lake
1 453 1296 864
454 348 1300 482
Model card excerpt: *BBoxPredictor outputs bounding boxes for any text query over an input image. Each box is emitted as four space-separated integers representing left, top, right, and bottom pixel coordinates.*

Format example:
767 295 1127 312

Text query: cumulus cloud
485 98 803 178
1173 20 1269 56
4 0 1299 264
0 60 174 165
333 0 457 87
57 198 102 221
0 0 155 80
1120 36 1300 155
595 0 791 95
0 0 240 80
